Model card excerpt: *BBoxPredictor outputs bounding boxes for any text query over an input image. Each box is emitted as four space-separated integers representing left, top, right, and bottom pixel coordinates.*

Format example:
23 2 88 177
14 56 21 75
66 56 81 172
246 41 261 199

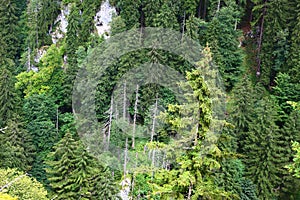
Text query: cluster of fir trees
0 0 299 199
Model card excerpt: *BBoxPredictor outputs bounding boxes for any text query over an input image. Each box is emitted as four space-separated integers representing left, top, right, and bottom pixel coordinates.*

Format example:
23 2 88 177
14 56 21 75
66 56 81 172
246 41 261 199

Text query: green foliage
150 48 230 199
242 97 283 199
0 114 35 172
16 44 65 104
206 4 244 90
0 193 17 200
272 73 300 123
26 0 60 50
23 94 58 185
0 168 48 200
0 0 19 60
0 66 18 127
287 141 300 178
46 132 120 199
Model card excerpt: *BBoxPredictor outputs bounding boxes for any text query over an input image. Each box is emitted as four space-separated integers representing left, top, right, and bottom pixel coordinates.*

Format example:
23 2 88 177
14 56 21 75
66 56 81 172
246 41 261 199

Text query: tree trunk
217 0 221 12
132 84 139 149
181 11 186 41
256 0 267 76
151 94 158 142
123 81 127 120
124 137 128 177
107 96 113 150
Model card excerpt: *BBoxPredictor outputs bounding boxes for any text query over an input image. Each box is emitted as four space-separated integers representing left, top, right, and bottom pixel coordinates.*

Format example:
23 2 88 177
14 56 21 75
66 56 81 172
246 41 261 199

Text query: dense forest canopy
0 0 299 199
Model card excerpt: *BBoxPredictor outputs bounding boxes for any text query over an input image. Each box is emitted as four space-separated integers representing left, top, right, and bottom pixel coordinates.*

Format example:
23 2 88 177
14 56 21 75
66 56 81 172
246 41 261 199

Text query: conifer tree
63 4 81 109
0 0 19 60
0 66 18 127
150 48 230 199
243 98 283 199
287 2 300 83
206 4 244 90
46 132 120 199
0 114 35 172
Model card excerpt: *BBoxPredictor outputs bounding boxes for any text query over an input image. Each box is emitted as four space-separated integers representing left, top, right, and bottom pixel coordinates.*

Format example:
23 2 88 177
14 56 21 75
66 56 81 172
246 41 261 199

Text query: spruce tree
0 0 19 60
206 4 244 90
243 98 283 199
0 66 17 127
63 3 81 109
46 132 120 199
0 114 35 172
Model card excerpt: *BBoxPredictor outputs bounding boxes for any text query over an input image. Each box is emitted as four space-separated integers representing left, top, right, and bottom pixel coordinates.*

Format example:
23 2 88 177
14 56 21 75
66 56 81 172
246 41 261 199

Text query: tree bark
124 137 128 177
256 0 268 76
151 94 158 142
107 96 113 150
132 84 139 149
123 81 127 120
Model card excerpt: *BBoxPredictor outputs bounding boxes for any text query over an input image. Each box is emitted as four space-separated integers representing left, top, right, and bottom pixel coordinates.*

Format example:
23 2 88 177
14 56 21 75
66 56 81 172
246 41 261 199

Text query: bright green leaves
0 168 48 200
16 44 65 104
287 141 300 178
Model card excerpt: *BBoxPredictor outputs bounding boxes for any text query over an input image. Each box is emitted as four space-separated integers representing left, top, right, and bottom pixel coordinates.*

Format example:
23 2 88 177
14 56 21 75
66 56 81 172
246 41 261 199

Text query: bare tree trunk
197 0 202 18
256 0 267 76
217 0 221 12
203 0 207 19
107 96 114 150
235 19 238 30
115 102 119 119
132 84 139 149
0 174 27 192
123 81 127 120
27 47 31 71
187 183 193 200
124 137 128 177
151 94 158 142
181 11 186 41
151 149 156 179
56 106 59 134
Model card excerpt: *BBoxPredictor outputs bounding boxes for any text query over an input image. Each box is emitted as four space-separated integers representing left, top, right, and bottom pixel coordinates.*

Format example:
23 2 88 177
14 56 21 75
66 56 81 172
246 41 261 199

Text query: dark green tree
0 0 19 60
0 114 35 171
206 4 244 90
0 65 18 127
46 132 120 199
243 98 283 199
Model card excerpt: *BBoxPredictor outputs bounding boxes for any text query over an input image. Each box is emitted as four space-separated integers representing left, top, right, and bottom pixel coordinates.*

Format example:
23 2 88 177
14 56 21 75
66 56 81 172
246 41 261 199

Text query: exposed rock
94 0 116 38
51 4 70 44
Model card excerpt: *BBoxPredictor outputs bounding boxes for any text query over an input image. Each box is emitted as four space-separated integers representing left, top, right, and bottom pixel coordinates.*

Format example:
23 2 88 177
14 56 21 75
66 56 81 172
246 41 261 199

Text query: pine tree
0 66 18 127
206 3 244 90
0 0 19 60
0 114 35 172
287 2 300 83
23 94 58 185
150 48 230 199
63 3 81 109
46 132 120 199
259 0 290 86
243 98 283 199
272 73 300 124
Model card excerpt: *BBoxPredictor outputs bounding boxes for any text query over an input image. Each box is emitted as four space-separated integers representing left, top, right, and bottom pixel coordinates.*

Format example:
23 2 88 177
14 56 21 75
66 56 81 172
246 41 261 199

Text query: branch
0 173 28 192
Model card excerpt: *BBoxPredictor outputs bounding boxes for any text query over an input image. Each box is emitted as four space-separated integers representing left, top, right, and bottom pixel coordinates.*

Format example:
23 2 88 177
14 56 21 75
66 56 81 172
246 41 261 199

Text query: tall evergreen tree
0 65 18 127
0 0 19 60
206 3 244 90
46 132 120 199
243 98 283 199
0 114 35 171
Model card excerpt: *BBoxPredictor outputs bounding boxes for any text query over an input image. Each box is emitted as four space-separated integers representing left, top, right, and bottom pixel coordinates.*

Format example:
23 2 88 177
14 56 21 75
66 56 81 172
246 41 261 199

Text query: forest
0 0 299 199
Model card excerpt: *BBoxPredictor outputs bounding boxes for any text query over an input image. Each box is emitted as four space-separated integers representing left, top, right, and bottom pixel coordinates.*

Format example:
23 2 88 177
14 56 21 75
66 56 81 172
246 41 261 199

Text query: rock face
51 4 70 44
94 0 116 38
